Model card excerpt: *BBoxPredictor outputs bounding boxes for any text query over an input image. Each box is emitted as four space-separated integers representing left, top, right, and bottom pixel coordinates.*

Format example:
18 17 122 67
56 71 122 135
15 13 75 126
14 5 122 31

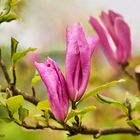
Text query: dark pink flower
89 10 131 66
34 58 69 122
66 23 99 101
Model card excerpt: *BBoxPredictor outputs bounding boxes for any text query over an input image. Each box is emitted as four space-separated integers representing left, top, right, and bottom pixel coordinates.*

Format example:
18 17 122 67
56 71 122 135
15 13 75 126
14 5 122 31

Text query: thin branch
121 65 136 80
0 87 39 105
11 86 40 105
12 121 140 138
0 60 11 84
12 65 16 85
31 86 36 97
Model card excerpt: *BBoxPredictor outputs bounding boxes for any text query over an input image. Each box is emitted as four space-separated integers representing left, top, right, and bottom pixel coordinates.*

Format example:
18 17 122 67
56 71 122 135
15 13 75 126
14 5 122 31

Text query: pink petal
34 59 69 122
89 16 117 67
100 11 118 46
109 10 122 25
86 35 100 57
66 23 92 101
114 17 131 63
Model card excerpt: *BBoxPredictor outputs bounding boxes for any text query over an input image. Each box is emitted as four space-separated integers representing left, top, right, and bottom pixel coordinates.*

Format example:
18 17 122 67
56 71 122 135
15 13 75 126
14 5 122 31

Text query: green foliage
11 37 19 58
12 47 37 64
37 100 50 111
126 93 140 110
18 106 29 122
0 0 11 16
79 79 125 104
95 93 128 114
0 0 20 24
127 119 140 129
66 106 96 121
0 13 18 23
32 75 41 86
0 92 7 106
6 95 24 115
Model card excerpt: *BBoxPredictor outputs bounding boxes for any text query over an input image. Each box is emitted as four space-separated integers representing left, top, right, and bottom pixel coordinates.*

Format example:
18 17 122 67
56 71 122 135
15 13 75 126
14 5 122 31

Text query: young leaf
11 37 19 58
0 92 6 106
96 93 119 104
126 93 140 110
6 95 24 114
37 100 50 111
10 0 20 7
79 79 125 104
127 119 140 129
66 106 96 121
44 109 50 122
12 47 37 64
0 0 11 16
0 13 18 24
96 93 128 114
18 106 29 122
32 75 41 86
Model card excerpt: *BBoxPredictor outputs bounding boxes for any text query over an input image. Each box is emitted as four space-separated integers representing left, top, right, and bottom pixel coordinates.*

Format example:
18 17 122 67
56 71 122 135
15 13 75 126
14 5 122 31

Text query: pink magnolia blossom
89 10 131 66
34 58 69 122
66 23 99 101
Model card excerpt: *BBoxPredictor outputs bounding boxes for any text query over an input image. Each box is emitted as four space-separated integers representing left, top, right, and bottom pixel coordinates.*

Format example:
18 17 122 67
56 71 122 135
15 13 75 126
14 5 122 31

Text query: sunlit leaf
0 92 6 106
0 13 18 24
44 109 50 122
10 0 20 7
37 100 50 111
126 93 140 110
32 75 41 85
12 47 37 64
127 119 140 129
0 0 11 16
79 79 125 104
6 95 24 114
95 93 128 114
66 106 96 121
18 106 29 122
34 114 47 124
11 37 19 58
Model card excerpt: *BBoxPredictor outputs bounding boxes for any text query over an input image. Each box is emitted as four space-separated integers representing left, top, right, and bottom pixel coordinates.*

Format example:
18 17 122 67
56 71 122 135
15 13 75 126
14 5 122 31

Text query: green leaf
126 93 140 110
10 0 20 7
0 0 11 16
0 92 6 106
37 100 50 111
18 106 29 122
44 109 50 122
12 47 37 64
32 75 41 85
127 119 140 129
66 106 96 121
79 79 125 104
96 93 128 114
0 13 18 24
96 93 119 104
11 37 19 58
6 95 24 114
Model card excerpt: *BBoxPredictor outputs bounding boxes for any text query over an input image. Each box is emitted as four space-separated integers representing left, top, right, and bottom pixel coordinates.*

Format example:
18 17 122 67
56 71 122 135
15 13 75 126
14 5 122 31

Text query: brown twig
0 59 11 84
11 86 39 105
31 86 36 97
13 121 140 138
12 65 16 85
121 64 136 80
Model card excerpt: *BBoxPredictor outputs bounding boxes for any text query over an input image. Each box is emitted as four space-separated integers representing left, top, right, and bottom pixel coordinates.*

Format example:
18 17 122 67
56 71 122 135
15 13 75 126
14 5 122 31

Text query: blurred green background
1 0 140 140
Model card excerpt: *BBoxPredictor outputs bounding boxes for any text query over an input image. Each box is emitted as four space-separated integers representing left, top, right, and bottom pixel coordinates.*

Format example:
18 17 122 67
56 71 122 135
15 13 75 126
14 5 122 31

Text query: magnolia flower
34 58 69 122
66 23 99 101
89 10 131 66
